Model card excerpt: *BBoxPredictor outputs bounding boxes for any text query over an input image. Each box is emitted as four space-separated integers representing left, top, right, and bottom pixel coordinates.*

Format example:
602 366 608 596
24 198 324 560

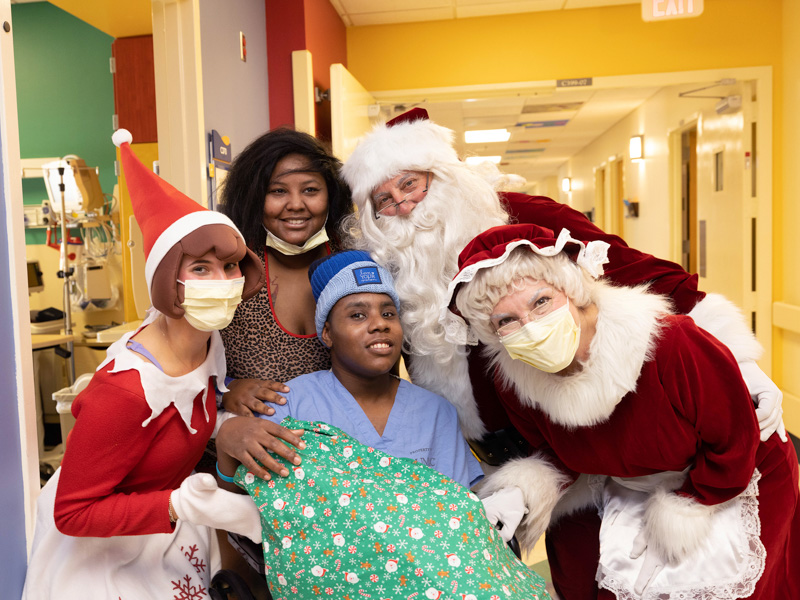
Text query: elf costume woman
22 130 301 599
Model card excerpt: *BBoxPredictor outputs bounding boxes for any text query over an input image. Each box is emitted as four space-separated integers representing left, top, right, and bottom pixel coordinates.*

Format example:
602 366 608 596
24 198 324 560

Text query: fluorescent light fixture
629 135 644 160
465 155 502 165
465 129 511 144
561 177 572 193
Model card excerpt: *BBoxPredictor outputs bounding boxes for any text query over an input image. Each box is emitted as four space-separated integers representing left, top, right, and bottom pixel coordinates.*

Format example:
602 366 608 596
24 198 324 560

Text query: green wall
12 2 115 245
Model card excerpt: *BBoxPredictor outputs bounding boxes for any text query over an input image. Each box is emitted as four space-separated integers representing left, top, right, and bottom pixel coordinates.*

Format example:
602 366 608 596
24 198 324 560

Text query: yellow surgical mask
178 277 244 331
499 302 580 373
265 226 329 256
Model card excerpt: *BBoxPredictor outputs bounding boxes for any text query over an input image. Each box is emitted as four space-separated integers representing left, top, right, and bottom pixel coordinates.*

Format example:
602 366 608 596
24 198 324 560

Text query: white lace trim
97 307 227 434
438 228 609 345
595 470 766 600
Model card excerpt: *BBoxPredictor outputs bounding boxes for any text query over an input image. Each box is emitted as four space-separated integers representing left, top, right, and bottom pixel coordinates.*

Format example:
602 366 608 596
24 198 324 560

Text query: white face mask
265 225 329 256
499 301 580 373
177 277 245 331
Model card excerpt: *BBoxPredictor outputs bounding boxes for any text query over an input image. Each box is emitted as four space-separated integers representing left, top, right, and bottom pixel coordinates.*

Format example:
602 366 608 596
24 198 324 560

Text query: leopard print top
220 246 331 382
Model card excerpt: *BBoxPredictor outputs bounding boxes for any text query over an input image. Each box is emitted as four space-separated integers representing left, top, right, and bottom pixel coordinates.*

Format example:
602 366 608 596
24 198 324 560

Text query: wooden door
111 35 157 142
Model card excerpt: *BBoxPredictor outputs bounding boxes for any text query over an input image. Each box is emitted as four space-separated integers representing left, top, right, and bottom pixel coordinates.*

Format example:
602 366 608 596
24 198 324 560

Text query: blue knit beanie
309 250 401 345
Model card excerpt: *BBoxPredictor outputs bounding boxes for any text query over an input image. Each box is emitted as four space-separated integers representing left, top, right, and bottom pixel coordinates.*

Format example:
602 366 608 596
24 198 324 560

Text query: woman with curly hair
218 129 354 417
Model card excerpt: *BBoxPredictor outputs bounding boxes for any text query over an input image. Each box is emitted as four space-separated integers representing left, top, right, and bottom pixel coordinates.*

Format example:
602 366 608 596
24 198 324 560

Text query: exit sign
642 0 703 22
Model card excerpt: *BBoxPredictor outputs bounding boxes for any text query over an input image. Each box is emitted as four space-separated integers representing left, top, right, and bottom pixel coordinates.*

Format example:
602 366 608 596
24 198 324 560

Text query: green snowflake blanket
234 418 550 600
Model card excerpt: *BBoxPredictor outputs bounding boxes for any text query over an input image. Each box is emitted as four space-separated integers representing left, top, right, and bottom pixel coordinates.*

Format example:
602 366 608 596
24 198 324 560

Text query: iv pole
56 164 76 385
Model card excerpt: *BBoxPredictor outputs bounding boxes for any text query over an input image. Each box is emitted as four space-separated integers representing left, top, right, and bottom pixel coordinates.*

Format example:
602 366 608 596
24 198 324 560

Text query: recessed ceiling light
465 129 511 144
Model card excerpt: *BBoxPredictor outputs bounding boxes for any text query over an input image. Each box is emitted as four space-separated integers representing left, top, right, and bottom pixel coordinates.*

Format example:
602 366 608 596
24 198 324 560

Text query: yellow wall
117 143 158 322
48 0 152 38
778 0 799 433
347 1 781 92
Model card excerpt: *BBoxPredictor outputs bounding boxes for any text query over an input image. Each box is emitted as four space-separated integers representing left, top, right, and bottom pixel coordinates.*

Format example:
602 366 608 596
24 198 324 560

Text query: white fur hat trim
341 118 460 209
144 210 240 295
438 228 610 345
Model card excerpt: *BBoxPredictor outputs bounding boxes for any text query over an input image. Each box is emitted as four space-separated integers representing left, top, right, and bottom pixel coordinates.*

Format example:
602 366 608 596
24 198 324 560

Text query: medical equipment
39 157 115 382
41 156 105 217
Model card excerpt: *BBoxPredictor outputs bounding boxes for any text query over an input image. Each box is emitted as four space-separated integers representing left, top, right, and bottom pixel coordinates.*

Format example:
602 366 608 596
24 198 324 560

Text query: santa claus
340 108 787 599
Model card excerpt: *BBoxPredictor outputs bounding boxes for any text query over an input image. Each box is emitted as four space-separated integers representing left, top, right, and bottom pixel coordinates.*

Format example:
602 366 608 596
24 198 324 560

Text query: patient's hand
216 416 305 481
222 378 289 417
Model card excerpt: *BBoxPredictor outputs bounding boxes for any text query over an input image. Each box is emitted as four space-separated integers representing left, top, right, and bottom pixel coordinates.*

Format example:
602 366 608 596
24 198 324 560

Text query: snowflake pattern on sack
235 418 550 600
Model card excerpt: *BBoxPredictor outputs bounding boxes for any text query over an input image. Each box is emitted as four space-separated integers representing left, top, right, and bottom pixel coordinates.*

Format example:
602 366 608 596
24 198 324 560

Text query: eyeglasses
372 172 431 219
494 298 565 337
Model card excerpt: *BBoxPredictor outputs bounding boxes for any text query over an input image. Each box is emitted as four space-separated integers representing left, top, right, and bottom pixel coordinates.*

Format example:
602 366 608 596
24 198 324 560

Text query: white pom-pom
112 129 133 147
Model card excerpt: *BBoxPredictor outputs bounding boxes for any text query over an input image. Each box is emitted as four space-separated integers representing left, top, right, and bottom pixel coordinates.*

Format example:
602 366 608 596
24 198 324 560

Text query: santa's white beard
345 173 507 438
369 179 506 361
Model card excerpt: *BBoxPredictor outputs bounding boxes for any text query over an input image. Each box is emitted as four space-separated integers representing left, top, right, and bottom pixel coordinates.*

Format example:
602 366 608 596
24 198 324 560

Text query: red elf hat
438 224 610 345
112 129 245 299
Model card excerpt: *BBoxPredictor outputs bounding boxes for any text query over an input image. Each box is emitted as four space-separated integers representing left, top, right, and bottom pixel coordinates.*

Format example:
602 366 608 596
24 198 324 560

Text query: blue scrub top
260 370 484 488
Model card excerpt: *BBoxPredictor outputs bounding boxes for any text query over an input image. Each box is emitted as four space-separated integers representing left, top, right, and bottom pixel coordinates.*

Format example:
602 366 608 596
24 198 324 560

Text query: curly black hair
219 128 354 250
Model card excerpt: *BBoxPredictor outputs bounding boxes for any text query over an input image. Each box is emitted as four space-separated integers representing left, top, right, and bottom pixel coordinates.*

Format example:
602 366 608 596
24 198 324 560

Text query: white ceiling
383 85 661 186
331 0 660 189
330 0 640 27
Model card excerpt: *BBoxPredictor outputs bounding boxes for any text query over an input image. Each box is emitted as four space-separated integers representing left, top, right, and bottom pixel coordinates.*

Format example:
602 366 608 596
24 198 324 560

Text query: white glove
481 486 528 543
170 473 263 544
738 360 787 442
630 528 665 596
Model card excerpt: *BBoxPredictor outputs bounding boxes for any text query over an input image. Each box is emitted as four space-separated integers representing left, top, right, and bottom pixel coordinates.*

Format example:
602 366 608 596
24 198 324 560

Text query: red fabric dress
54 368 216 536
487 291 800 598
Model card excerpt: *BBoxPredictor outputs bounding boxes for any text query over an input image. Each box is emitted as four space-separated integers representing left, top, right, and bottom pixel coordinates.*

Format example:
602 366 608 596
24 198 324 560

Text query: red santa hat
112 129 262 316
439 224 610 345
340 108 461 210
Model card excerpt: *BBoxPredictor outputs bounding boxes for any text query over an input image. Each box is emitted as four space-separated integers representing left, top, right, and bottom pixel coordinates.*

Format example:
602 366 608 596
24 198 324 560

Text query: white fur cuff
643 488 718 564
480 455 570 551
688 293 762 362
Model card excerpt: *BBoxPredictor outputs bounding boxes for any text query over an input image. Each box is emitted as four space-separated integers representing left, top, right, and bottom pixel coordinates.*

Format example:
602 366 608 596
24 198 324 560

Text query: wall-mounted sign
642 0 703 22
557 77 593 88
210 130 231 165
208 130 232 211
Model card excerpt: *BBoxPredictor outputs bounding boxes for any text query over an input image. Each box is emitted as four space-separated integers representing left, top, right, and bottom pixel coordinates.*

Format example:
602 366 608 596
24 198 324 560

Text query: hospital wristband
216 462 236 483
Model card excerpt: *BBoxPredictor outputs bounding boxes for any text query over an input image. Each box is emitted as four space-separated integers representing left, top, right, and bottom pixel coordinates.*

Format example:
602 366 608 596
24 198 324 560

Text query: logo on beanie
352 267 381 286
